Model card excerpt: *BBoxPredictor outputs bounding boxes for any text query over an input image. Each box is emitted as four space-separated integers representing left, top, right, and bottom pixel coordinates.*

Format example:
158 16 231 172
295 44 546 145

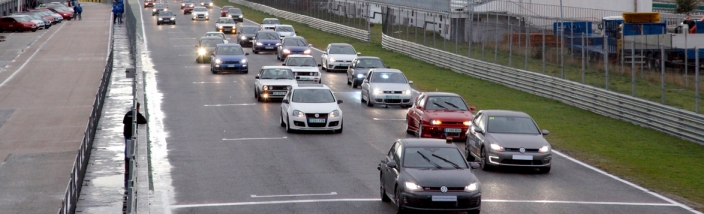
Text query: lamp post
560 0 564 78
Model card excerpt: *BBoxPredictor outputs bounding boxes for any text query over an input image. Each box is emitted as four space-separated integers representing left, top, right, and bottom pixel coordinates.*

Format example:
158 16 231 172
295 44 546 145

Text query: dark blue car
252 30 280 54
210 44 249 74
276 36 312 61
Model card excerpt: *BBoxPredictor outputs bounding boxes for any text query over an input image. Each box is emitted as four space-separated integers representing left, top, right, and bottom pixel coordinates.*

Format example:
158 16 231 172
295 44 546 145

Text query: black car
379 138 481 213
199 0 213 8
196 37 226 63
276 36 311 61
226 8 243 22
236 25 259 47
180 0 193 9
346 56 389 88
156 10 176 25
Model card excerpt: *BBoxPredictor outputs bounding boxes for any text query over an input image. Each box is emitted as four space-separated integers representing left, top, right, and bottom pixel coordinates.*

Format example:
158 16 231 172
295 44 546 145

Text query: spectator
683 14 696 34
112 0 124 24
74 4 82 20
122 102 147 194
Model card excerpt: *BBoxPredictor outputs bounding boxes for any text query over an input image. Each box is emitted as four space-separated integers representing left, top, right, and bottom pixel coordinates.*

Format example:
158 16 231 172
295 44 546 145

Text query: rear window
200 39 224 47
263 19 280 24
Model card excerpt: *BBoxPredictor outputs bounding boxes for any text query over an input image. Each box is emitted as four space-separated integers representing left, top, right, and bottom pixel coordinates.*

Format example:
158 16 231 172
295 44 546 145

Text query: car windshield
370 72 407 83
487 116 541 134
160 11 173 16
216 46 244 55
240 27 258 34
15 17 30 22
263 19 279 24
205 33 224 38
286 57 317 67
217 18 234 23
228 8 241 14
200 39 224 47
328 45 356 54
424 96 469 110
356 59 384 68
256 32 279 40
155 4 165 8
283 38 307 46
404 147 467 169
292 89 335 103
194 7 206 11
183 0 192 2
260 68 294 79
276 26 294 32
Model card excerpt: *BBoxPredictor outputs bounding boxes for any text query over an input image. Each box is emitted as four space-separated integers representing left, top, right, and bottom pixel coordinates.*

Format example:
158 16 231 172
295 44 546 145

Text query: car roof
283 36 305 40
422 92 461 97
292 84 330 89
240 25 259 28
354 56 381 60
216 43 242 47
205 31 224 34
286 55 314 59
329 43 352 46
261 66 291 69
369 68 403 73
275 24 293 27
199 36 224 40
400 138 458 148
479 110 531 117
263 18 278 20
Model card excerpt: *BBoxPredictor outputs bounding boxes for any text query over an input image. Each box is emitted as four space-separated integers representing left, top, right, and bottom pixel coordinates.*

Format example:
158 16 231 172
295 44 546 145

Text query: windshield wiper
443 101 460 110
431 154 462 169
417 151 443 169
432 102 448 110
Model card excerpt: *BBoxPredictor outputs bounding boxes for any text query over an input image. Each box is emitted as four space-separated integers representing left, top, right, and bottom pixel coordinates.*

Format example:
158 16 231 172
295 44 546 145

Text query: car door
322 44 331 66
361 70 373 99
382 141 400 194
408 94 425 130
255 69 265 92
210 46 218 66
281 89 292 119
469 113 486 156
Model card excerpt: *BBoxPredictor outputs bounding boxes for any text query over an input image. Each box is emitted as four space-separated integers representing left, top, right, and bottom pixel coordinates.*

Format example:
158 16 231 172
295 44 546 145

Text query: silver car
360 69 413 108
465 110 552 173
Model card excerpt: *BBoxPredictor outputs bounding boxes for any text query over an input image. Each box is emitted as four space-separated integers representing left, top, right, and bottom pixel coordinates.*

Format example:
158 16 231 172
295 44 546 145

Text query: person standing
683 14 697 34
122 102 147 194
74 4 82 20
112 0 123 24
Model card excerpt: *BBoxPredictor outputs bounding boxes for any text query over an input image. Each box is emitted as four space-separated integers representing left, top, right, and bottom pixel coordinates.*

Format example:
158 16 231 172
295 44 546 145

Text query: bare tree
675 0 700 14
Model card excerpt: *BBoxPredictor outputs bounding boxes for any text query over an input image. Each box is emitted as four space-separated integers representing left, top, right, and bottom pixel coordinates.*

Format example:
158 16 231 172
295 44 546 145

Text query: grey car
196 37 226 63
236 25 259 47
360 69 413 108
346 56 388 88
465 110 552 173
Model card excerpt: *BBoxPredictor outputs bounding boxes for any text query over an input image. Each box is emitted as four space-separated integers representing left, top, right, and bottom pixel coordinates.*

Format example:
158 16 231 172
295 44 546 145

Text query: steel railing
229 0 370 42
381 33 704 145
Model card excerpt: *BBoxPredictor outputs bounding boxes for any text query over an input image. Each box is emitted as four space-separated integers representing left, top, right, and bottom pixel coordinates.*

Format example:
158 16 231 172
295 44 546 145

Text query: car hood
257 39 279 44
261 24 276 29
424 110 473 121
259 79 297 86
158 15 175 18
486 133 549 149
289 66 319 72
241 33 256 38
214 54 246 61
282 46 309 51
278 32 295 36
328 54 357 61
216 23 236 27
202 46 216 52
192 11 208 14
290 102 340 114
403 168 477 188
369 83 411 91
351 68 372 75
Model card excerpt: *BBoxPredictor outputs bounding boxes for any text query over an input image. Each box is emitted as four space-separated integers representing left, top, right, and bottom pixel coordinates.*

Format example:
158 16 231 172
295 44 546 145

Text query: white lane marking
171 198 380 209
173 45 195 47
373 118 405 121
482 199 678 206
179 54 194 56
169 38 196 39
222 136 288 141
553 150 702 214
139 0 148 47
193 81 236 84
251 192 337 198
205 103 256 107
0 22 67 88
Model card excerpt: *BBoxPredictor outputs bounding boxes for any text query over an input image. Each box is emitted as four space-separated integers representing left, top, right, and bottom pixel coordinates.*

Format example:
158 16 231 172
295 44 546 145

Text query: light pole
560 0 564 78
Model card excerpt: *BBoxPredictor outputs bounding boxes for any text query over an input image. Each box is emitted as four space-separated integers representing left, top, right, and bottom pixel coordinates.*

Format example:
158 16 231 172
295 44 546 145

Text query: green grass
217 0 704 210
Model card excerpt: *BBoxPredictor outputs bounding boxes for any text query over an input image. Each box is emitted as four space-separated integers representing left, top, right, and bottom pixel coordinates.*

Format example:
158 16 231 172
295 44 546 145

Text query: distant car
254 66 297 102
346 56 388 88
282 55 321 84
183 2 195 14
321 43 360 72
465 110 552 173
210 44 249 74
280 84 343 133
252 30 280 54
44 7 73 20
199 0 213 8
220 5 233 17
22 12 52 28
274 24 296 40
191 6 208 20
226 8 243 22
152 3 167 16
215 17 236 33
156 10 176 25
0 16 38 32
276 36 311 61
30 9 61 24
195 36 226 63
406 92 475 141
360 69 414 108
145 0 155 7
235 25 259 47
11 14 45 30
203 31 228 42
46 3 74 13
261 18 280 30
378 138 481 214
180 0 194 9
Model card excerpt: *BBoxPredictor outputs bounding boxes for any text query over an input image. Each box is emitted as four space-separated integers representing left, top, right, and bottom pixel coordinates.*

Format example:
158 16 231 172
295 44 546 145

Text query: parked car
406 92 475 141
25 11 53 28
346 56 388 88
235 25 259 47
43 7 73 20
0 16 38 32
12 14 47 30
276 36 311 61
156 10 176 25
360 68 414 107
210 44 249 74
31 9 62 24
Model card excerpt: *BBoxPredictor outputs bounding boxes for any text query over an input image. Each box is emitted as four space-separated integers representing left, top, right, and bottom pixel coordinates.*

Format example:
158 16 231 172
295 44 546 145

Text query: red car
221 6 233 17
183 3 195 15
406 92 475 141
44 7 73 20
144 0 155 7
0 16 38 32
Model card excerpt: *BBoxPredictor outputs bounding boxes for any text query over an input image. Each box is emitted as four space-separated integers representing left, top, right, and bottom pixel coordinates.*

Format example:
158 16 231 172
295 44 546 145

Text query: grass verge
216 0 704 210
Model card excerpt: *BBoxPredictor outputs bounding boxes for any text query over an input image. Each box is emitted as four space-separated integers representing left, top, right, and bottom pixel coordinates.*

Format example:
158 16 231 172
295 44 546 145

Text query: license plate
227 64 234 67
431 195 457 202
298 77 311 80
163 20 170 22
445 128 462 133
513 155 533 160
308 118 325 123
338 64 348 67
386 95 400 99
265 47 274 49
273 92 286 95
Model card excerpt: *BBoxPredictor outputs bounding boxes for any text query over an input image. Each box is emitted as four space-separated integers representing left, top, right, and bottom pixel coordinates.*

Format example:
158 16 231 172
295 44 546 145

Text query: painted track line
171 198 380 209
482 199 678 207
222 136 287 141
0 23 67 88
205 103 256 107
251 192 337 198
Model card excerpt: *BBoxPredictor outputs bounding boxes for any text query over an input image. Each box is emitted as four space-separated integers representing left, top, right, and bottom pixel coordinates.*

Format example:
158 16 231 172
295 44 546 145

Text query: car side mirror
386 66 391 68
317 64 322 67
542 130 550 135
470 106 476 112
469 162 480 169
337 100 343 104
473 127 484 134
357 52 361 55
386 161 397 169
282 99 289 104
245 53 249 55
282 63 286 66
255 76 259 79
308 44 312 47
408 80 414 84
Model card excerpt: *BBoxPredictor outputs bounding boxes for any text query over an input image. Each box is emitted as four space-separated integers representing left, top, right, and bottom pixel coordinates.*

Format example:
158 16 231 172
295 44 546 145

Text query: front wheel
465 139 475 161
280 113 286 127
481 147 493 171
285 115 293 133
395 187 405 214
366 92 373 107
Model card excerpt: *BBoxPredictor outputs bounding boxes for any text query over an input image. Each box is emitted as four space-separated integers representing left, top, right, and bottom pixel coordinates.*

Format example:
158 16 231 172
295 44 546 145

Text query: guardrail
229 0 370 42
381 33 704 145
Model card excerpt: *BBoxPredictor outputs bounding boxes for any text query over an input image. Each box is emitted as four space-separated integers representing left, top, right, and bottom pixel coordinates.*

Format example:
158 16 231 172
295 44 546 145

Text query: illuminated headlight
463 121 471 126
329 57 336 62
218 26 223 29
275 43 281 46
238 15 243 18
158 18 163 20
200 2 203 5
214 59 221 64
539 145 550 153
329 110 340 118
164 8 167 11
356 74 364 78
402 90 411 95
197 48 206 55
283 49 290 54
373 88 381 94
404 182 421 191
464 182 478 192
490 143 505 152
304 49 311 54
430 120 441 125
152 9 156 11
240 59 247 63
209 3 213 5
256 42 263 46
181 3 184 6
241 36 247 40
263 86 269 90
292 110 304 118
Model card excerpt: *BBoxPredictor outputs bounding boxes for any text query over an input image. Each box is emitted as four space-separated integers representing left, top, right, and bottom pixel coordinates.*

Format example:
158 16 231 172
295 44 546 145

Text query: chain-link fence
246 0 370 31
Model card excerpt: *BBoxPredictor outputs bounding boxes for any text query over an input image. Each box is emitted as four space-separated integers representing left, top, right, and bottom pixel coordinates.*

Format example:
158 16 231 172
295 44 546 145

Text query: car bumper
419 126 468 141
239 39 254 46
281 51 310 59
253 45 277 52
399 191 481 211
487 151 552 167
213 63 247 72
192 15 209 20
369 94 412 105
328 62 351 70
218 27 235 33
159 19 174 23
290 117 342 130
295 76 321 83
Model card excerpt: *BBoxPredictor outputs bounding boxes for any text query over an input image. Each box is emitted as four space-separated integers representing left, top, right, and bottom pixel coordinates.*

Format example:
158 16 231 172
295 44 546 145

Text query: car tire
285 115 293 133
346 76 351 85
32 29 37 32
481 146 493 171
157 22 161 25
276 54 280 60
465 139 475 161
16 27 23 32
253 50 259 54
366 92 373 107
380 176 391 202
538 166 551 174
395 187 405 214
195 57 200 63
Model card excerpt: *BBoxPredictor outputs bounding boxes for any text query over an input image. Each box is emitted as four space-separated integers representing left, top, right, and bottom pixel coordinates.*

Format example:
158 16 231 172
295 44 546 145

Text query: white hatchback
280 84 343 133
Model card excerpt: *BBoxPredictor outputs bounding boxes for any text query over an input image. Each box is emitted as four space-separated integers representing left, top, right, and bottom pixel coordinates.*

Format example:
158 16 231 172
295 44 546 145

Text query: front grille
383 91 402 94
385 99 401 104
222 61 240 64
404 196 480 209
305 113 328 127
504 148 539 153
500 159 544 165
295 72 316 76
269 85 288 90
197 14 204 18
163 18 170 20
442 121 464 125
422 187 465 192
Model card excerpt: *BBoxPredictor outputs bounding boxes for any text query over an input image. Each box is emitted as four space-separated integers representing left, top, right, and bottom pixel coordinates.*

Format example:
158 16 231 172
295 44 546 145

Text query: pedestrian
112 0 123 24
71 0 76 7
683 14 697 34
122 102 147 194
74 4 82 20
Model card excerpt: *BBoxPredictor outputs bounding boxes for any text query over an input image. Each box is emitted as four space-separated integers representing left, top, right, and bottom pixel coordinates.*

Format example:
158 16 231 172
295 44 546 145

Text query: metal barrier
381 33 704 145
124 0 139 211
229 0 370 42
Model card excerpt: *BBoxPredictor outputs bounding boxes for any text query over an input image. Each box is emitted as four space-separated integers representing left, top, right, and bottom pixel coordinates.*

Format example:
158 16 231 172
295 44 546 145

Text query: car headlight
214 59 221 64
329 57 335 62
402 90 411 95
197 48 206 55
356 74 364 78
152 9 156 11
430 120 441 125
283 49 290 54
164 8 167 11
181 3 184 6
256 42 263 46
275 43 281 46
218 26 223 29
490 143 505 152
263 86 269 91
373 88 381 94
330 110 340 118
464 182 478 192
405 182 422 191
304 49 311 54
239 15 243 18
539 145 550 153
158 18 163 20
241 36 247 40
292 110 304 118
209 2 213 5
463 121 471 126
240 59 247 63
